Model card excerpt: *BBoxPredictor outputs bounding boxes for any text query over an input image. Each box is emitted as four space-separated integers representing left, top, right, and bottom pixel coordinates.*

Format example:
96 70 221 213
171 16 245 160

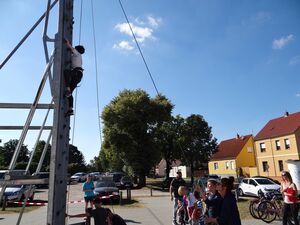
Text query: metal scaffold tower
0 0 74 224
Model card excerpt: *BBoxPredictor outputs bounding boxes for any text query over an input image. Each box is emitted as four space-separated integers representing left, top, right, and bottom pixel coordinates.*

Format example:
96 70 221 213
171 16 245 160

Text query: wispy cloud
115 23 154 43
253 11 271 23
147 16 162 28
296 93 300 97
272 34 294 50
113 41 134 51
113 16 162 52
289 55 300 65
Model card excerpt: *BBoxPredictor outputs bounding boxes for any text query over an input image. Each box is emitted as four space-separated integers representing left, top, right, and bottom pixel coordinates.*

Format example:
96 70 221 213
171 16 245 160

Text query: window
213 162 219 170
278 160 284 172
230 161 235 170
247 147 253 153
284 139 290 149
249 179 257 186
225 162 229 170
275 140 281 150
262 161 269 172
260 143 266 152
242 179 248 184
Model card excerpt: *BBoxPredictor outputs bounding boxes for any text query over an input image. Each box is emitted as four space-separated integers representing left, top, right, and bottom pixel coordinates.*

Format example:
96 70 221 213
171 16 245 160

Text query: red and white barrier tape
12 193 119 206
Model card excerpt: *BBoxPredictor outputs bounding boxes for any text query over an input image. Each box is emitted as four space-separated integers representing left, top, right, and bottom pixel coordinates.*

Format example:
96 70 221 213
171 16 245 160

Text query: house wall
236 137 256 168
208 159 237 177
255 133 300 177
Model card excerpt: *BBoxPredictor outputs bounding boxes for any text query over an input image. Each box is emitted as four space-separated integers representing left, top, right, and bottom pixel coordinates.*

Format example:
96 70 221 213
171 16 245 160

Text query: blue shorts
84 196 94 203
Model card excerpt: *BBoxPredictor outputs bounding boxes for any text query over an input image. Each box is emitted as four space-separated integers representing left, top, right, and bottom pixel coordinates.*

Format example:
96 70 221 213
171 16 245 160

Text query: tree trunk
138 173 146 187
190 161 194 185
165 159 171 179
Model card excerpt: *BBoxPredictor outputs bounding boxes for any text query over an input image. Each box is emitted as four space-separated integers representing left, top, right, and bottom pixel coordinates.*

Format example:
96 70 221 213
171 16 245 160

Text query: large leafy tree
101 89 172 187
180 114 218 184
68 144 86 174
0 139 29 169
31 140 51 172
154 115 184 179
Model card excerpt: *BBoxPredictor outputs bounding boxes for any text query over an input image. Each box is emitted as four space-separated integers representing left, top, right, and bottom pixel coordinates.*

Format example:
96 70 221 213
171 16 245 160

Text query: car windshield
255 179 274 185
73 173 83 176
0 173 5 180
96 181 116 188
7 185 22 188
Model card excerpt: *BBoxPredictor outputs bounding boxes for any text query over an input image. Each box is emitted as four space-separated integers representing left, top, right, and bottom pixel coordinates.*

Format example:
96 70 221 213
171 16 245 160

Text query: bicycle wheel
257 200 277 223
249 199 260 219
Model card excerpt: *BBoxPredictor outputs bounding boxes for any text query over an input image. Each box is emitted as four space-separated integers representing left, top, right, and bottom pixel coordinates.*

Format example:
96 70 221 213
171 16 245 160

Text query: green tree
180 114 217 184
0 139 29 169
101 89 172 187
31 140 51 172
154 115 184 179
68 144 86 173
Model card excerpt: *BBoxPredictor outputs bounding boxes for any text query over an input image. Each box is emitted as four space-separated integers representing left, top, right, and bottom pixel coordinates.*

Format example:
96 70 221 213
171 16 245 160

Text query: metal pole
47 0 73 224
36 130 52 173
25 104 52 173
0 0 58 70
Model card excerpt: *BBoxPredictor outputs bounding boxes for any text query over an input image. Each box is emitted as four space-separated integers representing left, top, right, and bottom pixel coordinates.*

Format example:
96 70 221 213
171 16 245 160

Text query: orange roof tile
254 112 300 141
210 135 252 160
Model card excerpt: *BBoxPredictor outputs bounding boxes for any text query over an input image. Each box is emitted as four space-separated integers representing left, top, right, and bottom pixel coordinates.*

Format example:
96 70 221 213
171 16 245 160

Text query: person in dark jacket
106 208 126 225
204 178 241 225
201 179 222 222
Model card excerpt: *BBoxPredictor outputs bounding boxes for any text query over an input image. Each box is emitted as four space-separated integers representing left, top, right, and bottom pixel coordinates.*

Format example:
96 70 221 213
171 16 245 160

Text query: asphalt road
0 183 282 225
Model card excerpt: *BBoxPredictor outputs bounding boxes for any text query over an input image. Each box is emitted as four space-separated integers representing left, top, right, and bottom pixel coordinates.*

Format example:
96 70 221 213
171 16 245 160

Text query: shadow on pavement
124 219 141 224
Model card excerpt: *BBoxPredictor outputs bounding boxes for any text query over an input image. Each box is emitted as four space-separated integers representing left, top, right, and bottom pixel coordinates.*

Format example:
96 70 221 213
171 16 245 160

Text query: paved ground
0 183 283 225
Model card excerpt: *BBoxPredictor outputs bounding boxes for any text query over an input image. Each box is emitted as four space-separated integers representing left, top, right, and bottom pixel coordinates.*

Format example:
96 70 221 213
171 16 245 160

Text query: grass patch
0 205 41 214
237 199 253 220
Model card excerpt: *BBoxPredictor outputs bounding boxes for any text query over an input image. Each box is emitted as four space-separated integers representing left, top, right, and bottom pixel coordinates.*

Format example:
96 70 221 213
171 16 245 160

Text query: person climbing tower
64 38 85 116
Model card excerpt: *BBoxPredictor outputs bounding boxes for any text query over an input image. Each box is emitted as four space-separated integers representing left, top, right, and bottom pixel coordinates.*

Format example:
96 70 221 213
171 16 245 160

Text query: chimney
284 111 289 117
236 133 240 139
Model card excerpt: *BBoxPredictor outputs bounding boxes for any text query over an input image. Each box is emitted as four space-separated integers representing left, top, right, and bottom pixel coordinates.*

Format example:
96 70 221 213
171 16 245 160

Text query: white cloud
272 34 294 49
147 16 162 28
113 41 134 51
289 55 300 65
296 93 300 97
115 23 154 43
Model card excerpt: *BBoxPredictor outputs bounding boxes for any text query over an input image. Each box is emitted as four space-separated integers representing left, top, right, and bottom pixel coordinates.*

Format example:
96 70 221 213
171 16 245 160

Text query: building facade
209 134 256 177
254 112 300 178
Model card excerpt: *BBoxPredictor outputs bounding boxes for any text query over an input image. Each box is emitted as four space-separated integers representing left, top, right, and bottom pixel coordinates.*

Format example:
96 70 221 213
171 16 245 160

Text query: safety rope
66 0 83 222
90 0 103 143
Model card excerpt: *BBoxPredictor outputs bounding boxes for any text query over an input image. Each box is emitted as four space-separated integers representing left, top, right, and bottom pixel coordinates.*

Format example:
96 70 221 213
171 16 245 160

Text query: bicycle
257 193 298 224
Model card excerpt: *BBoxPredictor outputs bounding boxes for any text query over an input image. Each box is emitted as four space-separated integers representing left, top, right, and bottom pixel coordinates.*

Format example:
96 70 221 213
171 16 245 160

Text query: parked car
110 172 126 188
120 176 133 189
0 185 35 202
238 177 281 197
32 172 49 188
93 179 120 202
70 172 87 183
89 172 101 181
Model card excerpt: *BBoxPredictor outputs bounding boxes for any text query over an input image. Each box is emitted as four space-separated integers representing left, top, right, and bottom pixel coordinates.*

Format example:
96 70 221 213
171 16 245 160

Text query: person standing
281 171 299 225
204 178 241 225
83 174 95 210
201 179 222 223
170 171 186 225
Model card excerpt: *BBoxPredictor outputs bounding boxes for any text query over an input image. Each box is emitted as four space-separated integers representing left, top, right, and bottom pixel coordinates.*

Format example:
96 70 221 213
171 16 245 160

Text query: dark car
93 180 120 203
110 172 125 188
120 176 133 189
33 172 49 188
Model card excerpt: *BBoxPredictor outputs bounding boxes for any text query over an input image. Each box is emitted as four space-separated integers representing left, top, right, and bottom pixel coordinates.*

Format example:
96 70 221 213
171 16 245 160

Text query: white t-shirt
71 48 82 69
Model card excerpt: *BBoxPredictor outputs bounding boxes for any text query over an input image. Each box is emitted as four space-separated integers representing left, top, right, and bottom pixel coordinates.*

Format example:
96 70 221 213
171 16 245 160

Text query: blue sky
0 0 300 163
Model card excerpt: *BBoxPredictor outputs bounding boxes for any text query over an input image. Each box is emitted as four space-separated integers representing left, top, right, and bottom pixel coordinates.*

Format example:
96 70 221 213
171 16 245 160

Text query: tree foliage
101 89 173 186
179 114 218 184
0 139 29 169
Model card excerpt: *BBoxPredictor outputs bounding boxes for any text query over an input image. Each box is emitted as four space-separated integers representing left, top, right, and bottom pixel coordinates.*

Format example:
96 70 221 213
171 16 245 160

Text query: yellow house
208 134 256 177
254 111 300 179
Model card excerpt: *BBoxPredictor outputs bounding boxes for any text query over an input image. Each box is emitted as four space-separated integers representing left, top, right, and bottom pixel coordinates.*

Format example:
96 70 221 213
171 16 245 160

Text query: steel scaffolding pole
46 0 73 224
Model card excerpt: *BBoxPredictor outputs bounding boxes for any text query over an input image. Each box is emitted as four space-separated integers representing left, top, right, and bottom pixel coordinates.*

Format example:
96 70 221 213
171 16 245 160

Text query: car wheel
238 188 244 196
